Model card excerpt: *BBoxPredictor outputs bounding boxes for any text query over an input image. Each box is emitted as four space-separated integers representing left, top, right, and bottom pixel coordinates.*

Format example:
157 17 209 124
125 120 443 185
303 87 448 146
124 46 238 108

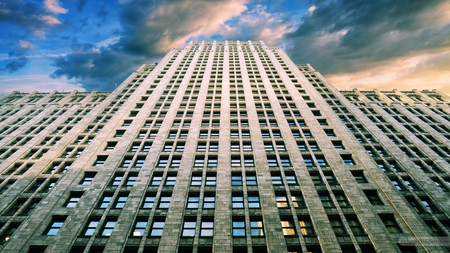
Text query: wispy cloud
44 0 67 14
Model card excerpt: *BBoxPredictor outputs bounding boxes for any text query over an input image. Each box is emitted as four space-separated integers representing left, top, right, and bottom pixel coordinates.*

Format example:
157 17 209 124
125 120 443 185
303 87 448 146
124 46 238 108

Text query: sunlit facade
1 41 450 253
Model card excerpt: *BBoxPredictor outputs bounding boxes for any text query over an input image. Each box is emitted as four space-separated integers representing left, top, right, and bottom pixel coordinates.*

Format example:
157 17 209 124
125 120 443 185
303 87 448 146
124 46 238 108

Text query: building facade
0 41 449 253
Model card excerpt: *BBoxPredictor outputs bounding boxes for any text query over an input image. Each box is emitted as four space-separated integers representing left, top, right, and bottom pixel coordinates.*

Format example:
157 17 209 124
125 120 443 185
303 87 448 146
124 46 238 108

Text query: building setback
0 41 449 253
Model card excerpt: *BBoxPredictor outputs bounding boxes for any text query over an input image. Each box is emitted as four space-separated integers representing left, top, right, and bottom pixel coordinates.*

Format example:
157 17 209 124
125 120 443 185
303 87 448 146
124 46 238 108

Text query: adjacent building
0 41 449 253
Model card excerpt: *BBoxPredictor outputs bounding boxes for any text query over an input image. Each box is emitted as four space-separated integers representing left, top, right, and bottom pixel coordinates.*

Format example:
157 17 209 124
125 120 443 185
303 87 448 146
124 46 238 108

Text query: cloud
0 0 63 39
39 15 61 25
50 0 250 91
283 0 450 92
4 57 29 73
19 40 36 50
44 0 67 14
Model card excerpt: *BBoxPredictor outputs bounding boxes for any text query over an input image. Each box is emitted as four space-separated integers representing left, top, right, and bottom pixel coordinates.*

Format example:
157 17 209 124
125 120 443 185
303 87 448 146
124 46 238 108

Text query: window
104 142 116 151
276 194 289 208
200 220 214 237
303 156 314 167
134 156 145 168
94 156 107 166
232 174 242 186
187 195 200 208
332 141 344 150
65 192 83 208
364 190 383 205
203 195 215 209
298 217 315 236
325 129 336 137
149 219 165 237
182 220 196 237
19 198 41 216
341 155 355 166
191 175 202 186
324 172 337 185
310 172 323 185
114 130 125 138
271 174 283 185
126 173 138 186
165 174 177 186
380 215 402 233
285 173 297 185
391 179 404 190
142 194 156 208
329 216 346 235
250 219 264 237
346 216 365 235
159 195 171 208
248 195 260 208
232 220 246 237
281 219 296 236
80 172 96 185
319 193 334 207
99 194 113 208
157 157 168 167
132 220 147 236
246 173 257 186
101 220 117 236
232 195 244 208
194 157 205 167
351 171 367 183
83 219 100 236
111 174 124 186
206 174 216 186
316 157 328 167
45 216 66 236
150 174 162 186
114 194 128 208
0 223 20 245
292 193 306 208
281 157 291 167
334 192 350 207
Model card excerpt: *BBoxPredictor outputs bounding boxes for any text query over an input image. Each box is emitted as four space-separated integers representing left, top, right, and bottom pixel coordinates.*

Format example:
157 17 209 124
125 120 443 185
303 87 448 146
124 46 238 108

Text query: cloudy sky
1 0 449 96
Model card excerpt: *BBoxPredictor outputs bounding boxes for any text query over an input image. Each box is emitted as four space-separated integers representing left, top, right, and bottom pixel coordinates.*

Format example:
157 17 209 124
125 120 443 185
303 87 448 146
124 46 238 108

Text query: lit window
281 220 296 236
132 220 147 237
250 220 264 237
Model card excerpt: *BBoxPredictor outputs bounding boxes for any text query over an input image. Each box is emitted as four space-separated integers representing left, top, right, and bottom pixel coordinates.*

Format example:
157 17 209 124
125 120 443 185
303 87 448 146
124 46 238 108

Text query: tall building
0 41 449 253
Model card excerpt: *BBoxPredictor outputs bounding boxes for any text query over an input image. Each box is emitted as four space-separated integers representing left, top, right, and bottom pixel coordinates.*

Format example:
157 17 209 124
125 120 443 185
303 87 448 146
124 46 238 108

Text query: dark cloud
0 0 51 36
284 0 448 74
50 43 151 91
4 56 29 73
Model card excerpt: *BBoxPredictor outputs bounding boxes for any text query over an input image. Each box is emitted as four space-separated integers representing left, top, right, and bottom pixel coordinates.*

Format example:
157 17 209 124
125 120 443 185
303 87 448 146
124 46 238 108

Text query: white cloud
39 15 61 25
308 5 317 15
44 0 67 14
19 40 36 50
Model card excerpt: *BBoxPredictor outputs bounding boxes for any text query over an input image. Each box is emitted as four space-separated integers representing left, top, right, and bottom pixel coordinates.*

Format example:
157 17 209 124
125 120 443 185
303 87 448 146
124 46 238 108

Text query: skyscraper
0 41 449 253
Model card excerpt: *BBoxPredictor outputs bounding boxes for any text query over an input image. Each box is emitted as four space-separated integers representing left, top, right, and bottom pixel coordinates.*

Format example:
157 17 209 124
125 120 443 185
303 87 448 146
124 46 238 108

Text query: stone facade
0 41 449 253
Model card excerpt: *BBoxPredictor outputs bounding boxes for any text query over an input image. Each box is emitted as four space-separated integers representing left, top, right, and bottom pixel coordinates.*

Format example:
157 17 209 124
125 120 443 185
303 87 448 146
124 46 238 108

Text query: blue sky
1 0 450 96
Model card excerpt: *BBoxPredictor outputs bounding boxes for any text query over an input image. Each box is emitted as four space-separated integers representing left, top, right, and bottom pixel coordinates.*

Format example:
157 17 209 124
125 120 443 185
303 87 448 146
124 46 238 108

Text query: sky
1 0 450 96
